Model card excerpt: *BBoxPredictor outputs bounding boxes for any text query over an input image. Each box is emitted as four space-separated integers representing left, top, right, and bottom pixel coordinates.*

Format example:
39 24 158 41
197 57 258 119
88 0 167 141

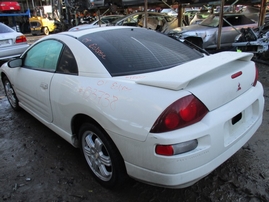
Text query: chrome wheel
82 131 112 181
79 123 127 188
3 77 20 110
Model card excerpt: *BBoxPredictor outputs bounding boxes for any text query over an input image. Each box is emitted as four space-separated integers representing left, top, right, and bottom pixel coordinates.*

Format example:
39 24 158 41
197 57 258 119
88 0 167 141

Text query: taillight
155 139 198 156
155 145 174 156
150 95 208 133
252 65 258 86
15 35 27 43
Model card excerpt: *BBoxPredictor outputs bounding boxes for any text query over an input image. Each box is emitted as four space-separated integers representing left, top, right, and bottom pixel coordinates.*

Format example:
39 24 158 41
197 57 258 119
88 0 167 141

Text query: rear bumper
126 115 263 188
120 82 264 188
0 4 20 12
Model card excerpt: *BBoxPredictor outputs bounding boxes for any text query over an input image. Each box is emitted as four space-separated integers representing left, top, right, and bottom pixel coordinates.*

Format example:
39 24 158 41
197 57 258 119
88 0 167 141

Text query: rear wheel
2 77 20 111
43 27 49 35
79 123 127 189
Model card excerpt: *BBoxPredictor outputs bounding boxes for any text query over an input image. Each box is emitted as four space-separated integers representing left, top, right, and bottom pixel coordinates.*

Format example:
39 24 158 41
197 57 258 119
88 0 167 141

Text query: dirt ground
0 58 269 201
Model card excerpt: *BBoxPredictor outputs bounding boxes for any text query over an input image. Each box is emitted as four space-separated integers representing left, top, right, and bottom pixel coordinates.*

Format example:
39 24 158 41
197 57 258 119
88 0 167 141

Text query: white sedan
0 26 264 189
0 22 29 61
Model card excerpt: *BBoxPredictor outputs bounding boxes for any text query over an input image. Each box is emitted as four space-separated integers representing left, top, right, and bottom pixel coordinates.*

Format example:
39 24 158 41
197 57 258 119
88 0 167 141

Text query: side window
24 40 63 72
56 45 78 75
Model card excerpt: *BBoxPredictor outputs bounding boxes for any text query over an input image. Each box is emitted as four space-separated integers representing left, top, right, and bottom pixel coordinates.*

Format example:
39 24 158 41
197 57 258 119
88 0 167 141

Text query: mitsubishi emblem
237 83 241 91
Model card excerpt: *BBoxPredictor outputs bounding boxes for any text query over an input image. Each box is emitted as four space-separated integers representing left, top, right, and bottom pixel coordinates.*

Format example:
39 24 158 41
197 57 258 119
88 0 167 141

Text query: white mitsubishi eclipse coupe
0 26 264 189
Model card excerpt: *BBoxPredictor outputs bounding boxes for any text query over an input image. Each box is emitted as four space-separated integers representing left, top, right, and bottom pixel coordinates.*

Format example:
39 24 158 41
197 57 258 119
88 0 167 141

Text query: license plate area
232 113 242 125
224 100 259 146
0 39 11 46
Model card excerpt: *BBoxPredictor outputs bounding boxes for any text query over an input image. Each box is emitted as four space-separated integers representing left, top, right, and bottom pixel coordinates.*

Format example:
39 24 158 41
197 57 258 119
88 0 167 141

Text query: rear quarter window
79 28 203 76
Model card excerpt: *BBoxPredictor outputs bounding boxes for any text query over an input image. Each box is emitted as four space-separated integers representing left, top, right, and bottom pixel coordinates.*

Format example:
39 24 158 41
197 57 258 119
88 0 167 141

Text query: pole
144 0 148 28
217 0 224 50
178 4 183 27
258 0 267 27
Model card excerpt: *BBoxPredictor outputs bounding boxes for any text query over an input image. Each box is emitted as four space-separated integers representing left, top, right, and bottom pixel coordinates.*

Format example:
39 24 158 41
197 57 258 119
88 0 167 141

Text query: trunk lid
135 52 255 111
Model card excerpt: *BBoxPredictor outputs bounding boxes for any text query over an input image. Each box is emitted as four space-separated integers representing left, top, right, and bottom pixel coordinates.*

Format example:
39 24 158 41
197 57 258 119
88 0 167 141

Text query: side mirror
8 58 22 68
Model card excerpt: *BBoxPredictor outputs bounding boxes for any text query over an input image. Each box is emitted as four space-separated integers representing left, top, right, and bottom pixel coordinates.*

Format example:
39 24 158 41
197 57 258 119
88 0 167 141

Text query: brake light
155 145 174 156
15 35 27 43
252 65 258 86
150 95 208 133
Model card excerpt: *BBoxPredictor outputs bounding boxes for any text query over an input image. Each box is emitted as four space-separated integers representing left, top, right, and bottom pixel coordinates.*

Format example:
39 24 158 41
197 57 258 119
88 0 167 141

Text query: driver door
13 39 63 123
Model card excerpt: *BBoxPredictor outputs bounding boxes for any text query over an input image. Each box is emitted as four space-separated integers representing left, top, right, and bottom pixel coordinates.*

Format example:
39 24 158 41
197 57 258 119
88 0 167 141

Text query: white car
0 22 29 61
0 26 264 189
68 15 124 31
161 8 178 17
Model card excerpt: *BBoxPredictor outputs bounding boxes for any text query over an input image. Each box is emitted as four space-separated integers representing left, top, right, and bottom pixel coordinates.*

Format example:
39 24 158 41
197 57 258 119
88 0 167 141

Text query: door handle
40 82 48 90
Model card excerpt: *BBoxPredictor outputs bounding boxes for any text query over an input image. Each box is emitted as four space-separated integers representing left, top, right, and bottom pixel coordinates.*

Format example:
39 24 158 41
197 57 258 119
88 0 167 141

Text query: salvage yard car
169 13 257 49
109 12 178 34
0 1 20 12
0 26 264 189
69 15 125 31
0 22 29 61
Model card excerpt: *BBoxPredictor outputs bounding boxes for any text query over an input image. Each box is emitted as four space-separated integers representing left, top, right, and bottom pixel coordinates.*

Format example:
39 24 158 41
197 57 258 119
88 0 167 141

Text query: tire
79 123 127 189
2 77 20 111
43 27 49 35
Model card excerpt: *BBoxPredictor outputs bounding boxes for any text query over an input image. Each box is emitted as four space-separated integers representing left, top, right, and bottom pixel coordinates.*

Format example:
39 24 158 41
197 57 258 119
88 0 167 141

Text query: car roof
53 26 142 39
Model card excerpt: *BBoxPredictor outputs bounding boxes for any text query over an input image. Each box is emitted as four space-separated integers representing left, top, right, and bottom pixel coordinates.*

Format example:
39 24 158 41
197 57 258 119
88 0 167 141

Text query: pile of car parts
232 23 269 60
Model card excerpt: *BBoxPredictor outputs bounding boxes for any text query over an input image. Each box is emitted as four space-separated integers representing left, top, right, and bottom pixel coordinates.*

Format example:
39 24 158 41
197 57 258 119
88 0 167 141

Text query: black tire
2 77 20 111
43 27 49 35
79 123 127 189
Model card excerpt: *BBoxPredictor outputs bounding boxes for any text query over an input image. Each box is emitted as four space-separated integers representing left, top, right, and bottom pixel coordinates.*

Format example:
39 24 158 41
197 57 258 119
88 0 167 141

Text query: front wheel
43 27 49 35
79 123 127 189
2 77 20 111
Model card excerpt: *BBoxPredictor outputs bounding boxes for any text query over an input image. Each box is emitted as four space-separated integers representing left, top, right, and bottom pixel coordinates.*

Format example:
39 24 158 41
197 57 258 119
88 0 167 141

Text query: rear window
0 23 15 33
79 28 203 76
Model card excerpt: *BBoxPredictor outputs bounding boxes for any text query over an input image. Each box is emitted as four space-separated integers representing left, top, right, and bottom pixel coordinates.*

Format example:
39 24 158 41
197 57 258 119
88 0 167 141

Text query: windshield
199 15 219 27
